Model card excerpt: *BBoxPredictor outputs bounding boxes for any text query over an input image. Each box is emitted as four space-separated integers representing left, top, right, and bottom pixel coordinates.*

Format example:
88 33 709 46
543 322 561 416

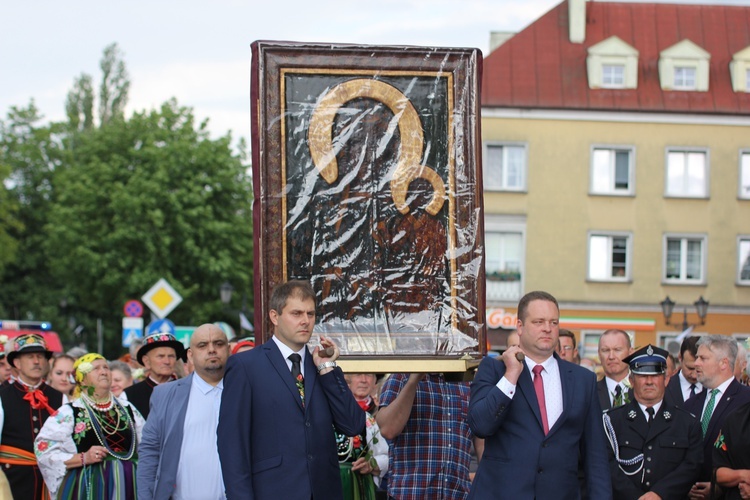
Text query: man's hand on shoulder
501 346 525 385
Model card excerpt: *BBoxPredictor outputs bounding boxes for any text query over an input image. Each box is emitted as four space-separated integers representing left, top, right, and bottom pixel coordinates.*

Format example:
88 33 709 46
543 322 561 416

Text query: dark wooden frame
251 41 486 358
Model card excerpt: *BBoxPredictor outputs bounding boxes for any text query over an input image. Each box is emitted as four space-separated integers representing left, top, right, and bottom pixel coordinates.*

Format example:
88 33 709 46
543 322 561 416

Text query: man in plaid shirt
377 373 481 500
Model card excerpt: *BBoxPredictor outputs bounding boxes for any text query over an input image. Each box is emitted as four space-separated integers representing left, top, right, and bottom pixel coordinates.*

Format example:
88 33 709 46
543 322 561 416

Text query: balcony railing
486 278 522 302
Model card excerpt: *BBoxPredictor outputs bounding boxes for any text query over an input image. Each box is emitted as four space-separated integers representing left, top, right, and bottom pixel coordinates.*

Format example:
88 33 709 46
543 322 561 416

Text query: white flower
131 368 145 380
0 335 8 344
76 362 94 376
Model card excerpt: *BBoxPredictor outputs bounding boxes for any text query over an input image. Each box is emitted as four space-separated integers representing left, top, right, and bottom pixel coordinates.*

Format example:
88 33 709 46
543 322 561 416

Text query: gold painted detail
307 78 445 215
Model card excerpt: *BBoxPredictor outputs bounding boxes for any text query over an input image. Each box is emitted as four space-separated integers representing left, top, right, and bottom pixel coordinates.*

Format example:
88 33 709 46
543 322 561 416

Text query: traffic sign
174 326 196 348
123 300 144 318
122 317 144 347
141 278 183 319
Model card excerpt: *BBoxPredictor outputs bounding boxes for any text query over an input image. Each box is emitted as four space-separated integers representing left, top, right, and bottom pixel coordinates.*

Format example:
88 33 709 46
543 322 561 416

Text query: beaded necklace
82 396 136 461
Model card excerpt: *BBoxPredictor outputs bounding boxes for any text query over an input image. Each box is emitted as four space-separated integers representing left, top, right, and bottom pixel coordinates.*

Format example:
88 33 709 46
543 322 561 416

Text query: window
664 234 706 284
484 143 526 191
586 36 639 90
738 237 750 284
485 215 525 302
730 46 750 92
666 149 708 198
591 147 634 195
602 64 625 87
588 233 631 281
674 66 697 90
740 152 750 199
659 40 710 91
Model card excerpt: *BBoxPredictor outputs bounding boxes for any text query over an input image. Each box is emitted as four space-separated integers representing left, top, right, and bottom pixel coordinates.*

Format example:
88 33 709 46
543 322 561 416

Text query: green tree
0 103 68 321
98 43 129 126
45 99 253 356
66 74 95 131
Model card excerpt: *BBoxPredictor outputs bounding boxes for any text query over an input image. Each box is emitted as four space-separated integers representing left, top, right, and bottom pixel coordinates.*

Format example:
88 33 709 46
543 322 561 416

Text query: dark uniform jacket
0 381 64 500
603 399 703 500
123 377 159 419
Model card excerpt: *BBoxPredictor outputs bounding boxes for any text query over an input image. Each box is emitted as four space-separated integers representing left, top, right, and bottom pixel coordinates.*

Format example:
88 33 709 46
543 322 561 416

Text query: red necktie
532 365 549 434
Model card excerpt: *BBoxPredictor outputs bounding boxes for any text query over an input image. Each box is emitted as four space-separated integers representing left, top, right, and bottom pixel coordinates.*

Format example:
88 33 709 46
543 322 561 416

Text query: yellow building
481 0 750 357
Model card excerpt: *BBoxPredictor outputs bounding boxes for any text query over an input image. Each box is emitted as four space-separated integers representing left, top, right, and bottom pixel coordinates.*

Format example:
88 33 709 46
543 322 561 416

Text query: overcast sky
2 0 749 149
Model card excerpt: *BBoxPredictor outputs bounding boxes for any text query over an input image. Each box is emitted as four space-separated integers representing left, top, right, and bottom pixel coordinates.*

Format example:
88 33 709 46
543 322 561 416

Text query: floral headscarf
73 353 106 385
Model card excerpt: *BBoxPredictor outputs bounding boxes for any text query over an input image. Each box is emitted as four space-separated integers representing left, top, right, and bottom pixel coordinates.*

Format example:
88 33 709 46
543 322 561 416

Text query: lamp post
218 281 254 334
660 295 709 331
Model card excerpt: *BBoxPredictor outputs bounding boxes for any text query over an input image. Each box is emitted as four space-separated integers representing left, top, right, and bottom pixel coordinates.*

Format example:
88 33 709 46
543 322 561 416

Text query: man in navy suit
137 323 231 500
665 335 702 408
684 335 750 500
468 291 612 499
218 280 365 500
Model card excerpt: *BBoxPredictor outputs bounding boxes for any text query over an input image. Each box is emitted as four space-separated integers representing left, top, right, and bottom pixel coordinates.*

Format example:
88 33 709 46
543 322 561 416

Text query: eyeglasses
560 346 574 351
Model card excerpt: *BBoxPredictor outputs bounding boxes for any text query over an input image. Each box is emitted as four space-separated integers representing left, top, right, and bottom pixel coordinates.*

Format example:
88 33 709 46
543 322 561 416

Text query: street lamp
660 295 709 331
219 282 234 305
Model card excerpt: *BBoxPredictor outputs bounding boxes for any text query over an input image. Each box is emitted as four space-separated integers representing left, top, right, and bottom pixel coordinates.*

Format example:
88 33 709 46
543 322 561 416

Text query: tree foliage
0 46 253 357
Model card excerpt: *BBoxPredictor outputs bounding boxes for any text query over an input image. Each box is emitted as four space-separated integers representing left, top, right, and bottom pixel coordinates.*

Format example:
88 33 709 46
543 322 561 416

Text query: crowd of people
0 282 750 499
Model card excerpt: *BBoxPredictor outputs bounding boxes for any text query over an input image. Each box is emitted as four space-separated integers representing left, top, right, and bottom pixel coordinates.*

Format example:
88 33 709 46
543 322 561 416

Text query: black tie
613 385 623 407
646 407 655 425
289 353 302 381
689 384 697 399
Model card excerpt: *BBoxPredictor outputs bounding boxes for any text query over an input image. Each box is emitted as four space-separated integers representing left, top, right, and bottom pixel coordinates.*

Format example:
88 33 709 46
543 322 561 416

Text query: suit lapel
548 359 572 436
264 342 305 411
518 364 545 433
708 380 739 438
598 379 612 410
303 348 317 411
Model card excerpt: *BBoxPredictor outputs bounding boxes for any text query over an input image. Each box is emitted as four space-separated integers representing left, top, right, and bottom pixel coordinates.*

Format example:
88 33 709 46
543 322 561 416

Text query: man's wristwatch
316 361 337 372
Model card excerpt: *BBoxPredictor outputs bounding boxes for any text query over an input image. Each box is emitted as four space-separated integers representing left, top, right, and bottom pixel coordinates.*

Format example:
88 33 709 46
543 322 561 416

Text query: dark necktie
532 365 549 434
646 406 655 425
689 384 697 399
289 353 305 406
613 384 623 407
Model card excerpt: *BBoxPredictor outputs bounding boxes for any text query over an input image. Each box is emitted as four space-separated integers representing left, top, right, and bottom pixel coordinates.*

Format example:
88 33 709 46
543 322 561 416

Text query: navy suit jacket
217 341 365 500
683 378 750 481
665 372 687 408
136 373 194 500
468 354 612 500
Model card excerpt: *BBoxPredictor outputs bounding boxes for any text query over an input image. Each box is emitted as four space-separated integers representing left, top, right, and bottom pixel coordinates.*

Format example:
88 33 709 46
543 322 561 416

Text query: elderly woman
34 354 145 499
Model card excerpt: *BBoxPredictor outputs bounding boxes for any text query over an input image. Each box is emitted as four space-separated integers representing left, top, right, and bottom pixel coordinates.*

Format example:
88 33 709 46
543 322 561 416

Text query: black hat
137 331 186 365
6 333 54 366
622 344 668 375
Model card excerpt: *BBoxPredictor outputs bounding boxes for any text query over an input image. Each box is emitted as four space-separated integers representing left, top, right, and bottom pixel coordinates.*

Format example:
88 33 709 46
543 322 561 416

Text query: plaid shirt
379 373 473 500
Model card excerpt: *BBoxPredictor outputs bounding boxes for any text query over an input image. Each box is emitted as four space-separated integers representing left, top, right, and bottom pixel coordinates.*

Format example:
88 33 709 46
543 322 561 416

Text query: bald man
138 324 231 500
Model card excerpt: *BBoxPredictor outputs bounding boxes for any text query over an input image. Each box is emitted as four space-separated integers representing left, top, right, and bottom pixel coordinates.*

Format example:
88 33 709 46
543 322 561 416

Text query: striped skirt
57 458 136 500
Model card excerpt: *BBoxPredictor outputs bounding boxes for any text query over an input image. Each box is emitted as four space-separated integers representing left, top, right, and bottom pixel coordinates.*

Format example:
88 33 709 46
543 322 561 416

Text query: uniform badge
663 411 671 420
646 345 653 356
628 410 637 420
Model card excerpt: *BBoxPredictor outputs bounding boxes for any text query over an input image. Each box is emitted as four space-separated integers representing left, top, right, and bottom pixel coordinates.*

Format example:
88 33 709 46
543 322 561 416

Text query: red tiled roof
482 1 750 114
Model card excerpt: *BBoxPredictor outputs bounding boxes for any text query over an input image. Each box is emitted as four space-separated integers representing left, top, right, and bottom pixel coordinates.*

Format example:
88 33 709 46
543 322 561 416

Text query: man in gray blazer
137 323 231 500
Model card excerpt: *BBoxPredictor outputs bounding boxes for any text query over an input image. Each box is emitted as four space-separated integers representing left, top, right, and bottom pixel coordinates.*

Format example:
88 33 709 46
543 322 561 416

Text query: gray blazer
136 373 193 500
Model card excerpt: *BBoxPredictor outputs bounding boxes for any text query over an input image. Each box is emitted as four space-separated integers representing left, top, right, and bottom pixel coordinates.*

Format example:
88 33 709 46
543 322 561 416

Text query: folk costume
335 410 388 500
35 353 145 499
0 333 64 500
123 329 185 419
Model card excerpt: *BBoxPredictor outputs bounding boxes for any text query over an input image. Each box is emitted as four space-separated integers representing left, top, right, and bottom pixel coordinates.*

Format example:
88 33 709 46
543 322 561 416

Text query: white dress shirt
700 376 734 420
272 335 308 373
604 376 630 406
173 374 225 500
678 370 702 401
497 355 564 429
